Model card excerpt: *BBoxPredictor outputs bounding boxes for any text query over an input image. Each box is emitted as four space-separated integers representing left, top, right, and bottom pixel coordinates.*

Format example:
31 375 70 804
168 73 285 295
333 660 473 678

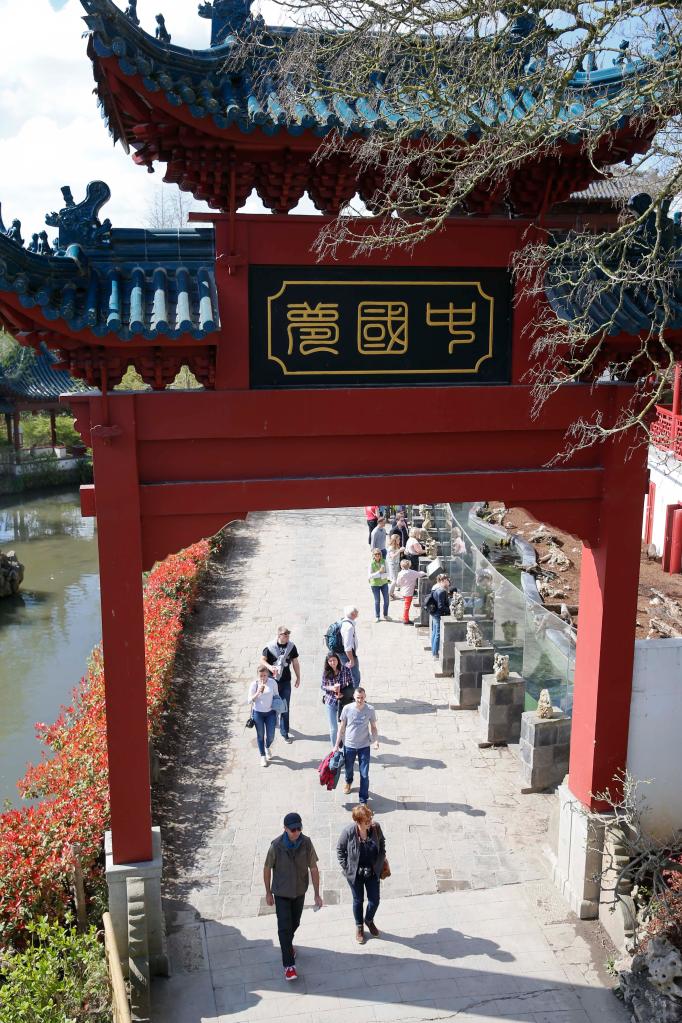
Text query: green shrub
0 917 110 1023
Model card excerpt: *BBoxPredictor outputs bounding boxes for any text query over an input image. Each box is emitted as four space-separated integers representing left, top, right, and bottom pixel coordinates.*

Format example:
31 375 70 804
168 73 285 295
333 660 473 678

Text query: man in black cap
263 812 323 981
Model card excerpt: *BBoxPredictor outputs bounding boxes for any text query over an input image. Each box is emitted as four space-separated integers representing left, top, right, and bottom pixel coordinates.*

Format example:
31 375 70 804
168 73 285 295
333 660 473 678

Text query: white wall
627 638 682 839
645 449 682 555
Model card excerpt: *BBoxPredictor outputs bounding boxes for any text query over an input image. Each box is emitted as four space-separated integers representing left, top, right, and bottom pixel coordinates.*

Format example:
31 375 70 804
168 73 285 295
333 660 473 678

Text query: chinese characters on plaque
250 268 512 388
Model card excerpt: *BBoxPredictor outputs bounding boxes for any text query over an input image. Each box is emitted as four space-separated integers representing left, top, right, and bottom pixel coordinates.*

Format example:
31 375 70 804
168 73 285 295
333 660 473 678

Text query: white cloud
0 0 300 236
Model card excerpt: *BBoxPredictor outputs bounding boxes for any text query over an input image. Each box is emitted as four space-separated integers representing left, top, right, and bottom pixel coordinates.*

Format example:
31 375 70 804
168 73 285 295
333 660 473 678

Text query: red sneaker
284 966 298 981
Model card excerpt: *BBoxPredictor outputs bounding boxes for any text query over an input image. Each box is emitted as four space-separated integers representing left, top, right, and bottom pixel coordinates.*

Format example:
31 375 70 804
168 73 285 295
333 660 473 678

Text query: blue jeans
348 873 380 925
342 653 361 688
277 678 291 737
252 709 276 756
430 613 441 656
371 583 389 618
325 701 339 746
344 745 371 802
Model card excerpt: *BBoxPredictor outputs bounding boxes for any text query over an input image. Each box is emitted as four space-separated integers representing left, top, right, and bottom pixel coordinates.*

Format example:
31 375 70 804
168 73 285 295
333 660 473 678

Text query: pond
0 489 100 806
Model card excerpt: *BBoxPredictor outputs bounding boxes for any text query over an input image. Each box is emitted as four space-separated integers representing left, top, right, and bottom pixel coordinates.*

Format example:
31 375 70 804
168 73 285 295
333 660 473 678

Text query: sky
0 0 314 239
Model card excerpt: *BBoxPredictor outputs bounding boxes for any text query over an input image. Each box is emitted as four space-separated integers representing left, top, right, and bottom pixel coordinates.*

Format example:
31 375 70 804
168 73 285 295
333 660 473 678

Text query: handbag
380 858 391 880
245 712 255 729
271 695 288 714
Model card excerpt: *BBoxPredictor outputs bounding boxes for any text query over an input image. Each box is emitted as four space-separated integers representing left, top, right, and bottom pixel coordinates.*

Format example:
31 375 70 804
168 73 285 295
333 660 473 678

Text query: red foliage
0 540 212 949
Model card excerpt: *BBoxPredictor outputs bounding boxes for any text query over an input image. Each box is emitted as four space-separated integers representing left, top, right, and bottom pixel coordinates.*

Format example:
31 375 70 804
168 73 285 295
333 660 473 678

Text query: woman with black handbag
247 666 278 767
320 652 354 746
337 804 389 944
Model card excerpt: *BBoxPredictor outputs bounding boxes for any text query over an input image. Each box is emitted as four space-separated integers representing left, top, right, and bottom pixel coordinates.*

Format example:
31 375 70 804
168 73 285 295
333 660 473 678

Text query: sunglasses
287 826 302 833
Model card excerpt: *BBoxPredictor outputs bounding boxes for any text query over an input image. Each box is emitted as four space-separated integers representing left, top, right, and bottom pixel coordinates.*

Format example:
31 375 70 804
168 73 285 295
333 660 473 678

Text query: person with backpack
427 573 454 658
263 812 323 981
261 626 300 743
395 558 427 625
325 608 361 688
320 652 354 746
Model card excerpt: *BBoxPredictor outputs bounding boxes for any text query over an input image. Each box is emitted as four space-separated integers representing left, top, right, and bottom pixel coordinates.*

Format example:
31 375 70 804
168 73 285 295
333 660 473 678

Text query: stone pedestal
550 780 607 920
519 711 571 792
478 672 525 745
438 617 493 676
415 575 431 627
451 643 494 708
105 827 170 979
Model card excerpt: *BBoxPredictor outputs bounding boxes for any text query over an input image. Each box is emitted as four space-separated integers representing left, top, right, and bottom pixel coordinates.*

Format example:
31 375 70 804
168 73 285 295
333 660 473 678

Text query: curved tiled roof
0 344 89 402
0 227 220 343
546 197 682 339
81 0 655 143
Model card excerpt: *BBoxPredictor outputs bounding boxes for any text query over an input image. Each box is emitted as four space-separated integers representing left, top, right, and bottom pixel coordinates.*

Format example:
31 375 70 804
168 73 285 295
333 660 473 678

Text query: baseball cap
283 812 302 830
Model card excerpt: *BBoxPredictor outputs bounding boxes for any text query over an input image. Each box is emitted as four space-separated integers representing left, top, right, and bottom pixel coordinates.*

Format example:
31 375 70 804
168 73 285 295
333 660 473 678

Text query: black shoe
365 919 380 937
403 621 414 626
283 735 294 744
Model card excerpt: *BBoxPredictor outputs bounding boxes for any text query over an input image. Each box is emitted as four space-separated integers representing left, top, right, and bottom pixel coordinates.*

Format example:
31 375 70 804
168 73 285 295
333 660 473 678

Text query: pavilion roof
0 344 89 403
0 202 219 344
79 0 659 216
545 195 682 372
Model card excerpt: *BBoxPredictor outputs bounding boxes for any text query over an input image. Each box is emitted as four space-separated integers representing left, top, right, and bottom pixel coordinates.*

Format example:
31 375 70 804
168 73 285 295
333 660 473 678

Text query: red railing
651 405 682 459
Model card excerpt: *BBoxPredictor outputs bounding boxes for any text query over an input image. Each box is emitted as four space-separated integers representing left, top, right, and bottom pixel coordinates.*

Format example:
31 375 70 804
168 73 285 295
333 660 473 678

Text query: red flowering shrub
0 539 212 950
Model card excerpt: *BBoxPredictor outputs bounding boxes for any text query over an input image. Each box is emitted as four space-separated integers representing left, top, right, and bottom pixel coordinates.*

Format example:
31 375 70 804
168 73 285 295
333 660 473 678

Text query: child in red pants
395 559 426 626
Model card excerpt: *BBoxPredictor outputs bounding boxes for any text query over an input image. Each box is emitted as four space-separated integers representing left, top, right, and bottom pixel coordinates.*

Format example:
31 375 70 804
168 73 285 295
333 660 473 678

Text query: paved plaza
151 507 627 1023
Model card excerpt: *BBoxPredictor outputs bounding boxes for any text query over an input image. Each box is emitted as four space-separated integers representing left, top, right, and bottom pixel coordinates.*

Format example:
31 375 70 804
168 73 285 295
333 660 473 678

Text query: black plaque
249 265 512 388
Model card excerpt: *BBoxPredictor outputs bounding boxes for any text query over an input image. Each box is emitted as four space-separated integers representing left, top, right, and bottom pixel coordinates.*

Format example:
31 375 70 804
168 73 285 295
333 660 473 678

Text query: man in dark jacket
428 573 455 659
263 812 323 981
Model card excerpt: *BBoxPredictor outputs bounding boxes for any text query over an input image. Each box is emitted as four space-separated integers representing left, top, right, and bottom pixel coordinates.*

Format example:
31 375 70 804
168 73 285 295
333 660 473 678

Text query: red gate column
553 432 647 918
91 394 153 865
569 434 647 807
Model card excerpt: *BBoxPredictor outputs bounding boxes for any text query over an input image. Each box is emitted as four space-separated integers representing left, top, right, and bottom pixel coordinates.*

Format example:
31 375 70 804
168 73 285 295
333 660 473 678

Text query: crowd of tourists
247 503 456 980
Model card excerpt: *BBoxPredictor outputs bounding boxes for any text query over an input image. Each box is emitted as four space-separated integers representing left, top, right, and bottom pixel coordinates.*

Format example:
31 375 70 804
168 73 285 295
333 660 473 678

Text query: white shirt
340 617 358 654
248 676 278 712
405 537 425 556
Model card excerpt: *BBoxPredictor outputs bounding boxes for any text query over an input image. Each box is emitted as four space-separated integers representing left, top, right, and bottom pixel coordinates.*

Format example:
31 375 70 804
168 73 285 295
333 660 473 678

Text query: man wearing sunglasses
263 812 323 981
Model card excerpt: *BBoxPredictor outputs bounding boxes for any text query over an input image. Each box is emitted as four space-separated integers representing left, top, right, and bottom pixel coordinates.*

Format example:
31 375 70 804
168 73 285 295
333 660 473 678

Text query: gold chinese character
286 302 340 356
426 301 476 351
357 301 408 355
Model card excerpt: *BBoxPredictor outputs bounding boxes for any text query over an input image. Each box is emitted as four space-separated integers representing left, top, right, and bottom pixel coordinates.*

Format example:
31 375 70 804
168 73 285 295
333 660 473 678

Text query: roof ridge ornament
198 0 256 47
124 0 139 26
45 181 113 251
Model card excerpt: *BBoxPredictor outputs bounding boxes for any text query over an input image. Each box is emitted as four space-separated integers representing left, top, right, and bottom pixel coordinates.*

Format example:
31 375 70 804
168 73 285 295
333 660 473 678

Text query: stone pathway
151 507 627 1023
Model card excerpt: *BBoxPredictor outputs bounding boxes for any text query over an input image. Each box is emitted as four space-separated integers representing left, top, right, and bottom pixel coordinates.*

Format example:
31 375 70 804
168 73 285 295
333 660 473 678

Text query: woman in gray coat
337 804 386 943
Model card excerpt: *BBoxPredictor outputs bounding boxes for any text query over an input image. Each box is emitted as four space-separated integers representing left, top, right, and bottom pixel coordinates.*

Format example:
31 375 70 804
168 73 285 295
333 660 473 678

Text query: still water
0 490 100 806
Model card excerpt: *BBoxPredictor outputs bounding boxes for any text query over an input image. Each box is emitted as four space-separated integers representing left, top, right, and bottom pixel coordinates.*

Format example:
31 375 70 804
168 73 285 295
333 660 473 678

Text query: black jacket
337 822 386 881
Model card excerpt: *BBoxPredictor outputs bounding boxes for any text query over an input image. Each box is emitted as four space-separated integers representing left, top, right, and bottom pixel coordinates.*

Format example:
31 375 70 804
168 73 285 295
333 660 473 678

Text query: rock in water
0 550 24 597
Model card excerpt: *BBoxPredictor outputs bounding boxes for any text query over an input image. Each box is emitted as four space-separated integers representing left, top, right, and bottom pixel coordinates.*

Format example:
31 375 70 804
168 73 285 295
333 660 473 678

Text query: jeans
277 677 291 737
371 583 389 618
403 594 413 622
348 873 380 926
274 894 305 968
252 709 276 756
342 653 361 688
344 745 371 802
430 613 441 656
325 701 339 746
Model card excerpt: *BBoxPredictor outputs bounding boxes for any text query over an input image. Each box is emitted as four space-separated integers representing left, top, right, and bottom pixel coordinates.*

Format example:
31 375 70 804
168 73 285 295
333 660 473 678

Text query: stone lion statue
466 621 483 648
493 653 509 682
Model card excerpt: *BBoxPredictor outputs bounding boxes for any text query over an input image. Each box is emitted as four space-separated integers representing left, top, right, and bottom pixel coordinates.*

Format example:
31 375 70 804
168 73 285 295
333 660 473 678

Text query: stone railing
103 912 132 1023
